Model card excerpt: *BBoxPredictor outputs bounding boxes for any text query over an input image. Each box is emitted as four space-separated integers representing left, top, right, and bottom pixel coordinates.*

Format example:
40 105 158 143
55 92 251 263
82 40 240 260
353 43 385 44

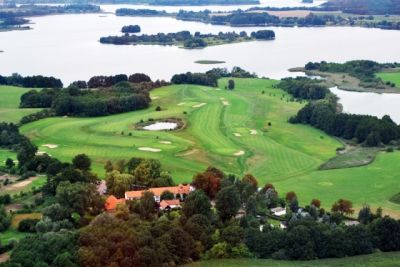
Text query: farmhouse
105 195 126 212
159 199 181 210
125 184 193 202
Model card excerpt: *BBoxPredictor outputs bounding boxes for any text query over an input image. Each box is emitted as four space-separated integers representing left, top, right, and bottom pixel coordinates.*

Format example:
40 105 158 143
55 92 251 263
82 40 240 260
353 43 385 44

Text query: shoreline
289 67 400 94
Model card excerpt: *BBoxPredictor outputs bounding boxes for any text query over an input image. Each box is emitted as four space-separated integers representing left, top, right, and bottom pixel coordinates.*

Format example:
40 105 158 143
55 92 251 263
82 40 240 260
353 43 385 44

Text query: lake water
330 87 400 124
100 0 326 13
0 6 400 120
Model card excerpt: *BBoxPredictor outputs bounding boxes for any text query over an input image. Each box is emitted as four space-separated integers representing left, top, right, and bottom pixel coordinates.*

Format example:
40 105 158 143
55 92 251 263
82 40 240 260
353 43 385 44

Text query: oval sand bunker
143 122 177 131
138 147 162 152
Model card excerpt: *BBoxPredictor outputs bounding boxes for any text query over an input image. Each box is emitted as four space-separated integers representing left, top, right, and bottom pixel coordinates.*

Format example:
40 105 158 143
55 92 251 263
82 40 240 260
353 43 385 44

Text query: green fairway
186 251 400 267
377 71 400 87
15 78 400 216
0 86 41 123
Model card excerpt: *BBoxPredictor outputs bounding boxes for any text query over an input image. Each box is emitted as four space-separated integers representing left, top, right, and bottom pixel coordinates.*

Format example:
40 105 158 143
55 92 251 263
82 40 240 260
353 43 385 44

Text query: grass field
377 71 400 87
187 252 400 267
0 86 41 123
8 78 400 216
0 149 16 166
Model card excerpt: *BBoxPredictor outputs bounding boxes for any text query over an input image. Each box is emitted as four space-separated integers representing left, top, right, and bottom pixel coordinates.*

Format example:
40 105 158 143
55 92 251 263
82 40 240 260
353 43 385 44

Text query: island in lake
100 29 275 48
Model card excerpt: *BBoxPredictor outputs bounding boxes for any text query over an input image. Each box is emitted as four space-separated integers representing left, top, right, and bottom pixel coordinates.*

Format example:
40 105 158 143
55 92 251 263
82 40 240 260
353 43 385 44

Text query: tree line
19 73 168 117
171 67 257 87
0 73 63 88
278 77 329 100
289 92 400 146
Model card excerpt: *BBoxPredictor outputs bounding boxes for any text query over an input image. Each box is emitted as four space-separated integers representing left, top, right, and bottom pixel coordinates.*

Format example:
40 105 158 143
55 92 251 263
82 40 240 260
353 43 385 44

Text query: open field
0 86 41 123
377 71 400 87
0 175 46 196
10 78 400 216
187 251 400 267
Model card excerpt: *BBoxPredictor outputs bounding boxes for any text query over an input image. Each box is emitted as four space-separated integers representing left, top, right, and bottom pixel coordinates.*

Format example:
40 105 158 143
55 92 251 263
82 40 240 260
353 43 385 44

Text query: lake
0 5 400 120
100 0 326 13
331 87 400 124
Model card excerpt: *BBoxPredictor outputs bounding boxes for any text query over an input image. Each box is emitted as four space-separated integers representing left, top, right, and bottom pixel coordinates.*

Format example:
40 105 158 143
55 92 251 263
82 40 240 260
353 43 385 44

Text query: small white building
271 207 286 216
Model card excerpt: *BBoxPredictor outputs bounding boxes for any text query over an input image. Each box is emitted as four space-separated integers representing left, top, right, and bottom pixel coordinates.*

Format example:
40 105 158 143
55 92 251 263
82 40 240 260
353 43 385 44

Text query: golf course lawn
377 71 400 87
186 251 400 267
9 78 400 216
0 85 41 123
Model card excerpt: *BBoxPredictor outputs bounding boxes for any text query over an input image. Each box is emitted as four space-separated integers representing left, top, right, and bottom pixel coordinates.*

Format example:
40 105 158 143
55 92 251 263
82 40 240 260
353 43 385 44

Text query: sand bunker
234 133 242 137
192 103 207 108
143 122 177 131
151 96 160 100
234 150 245 156
222 101 230 106
42 144 58 149
36 151 47 156
216 89 222 91
159 141 172 144
177 102 186 106
250 129 257 135
138 147 162 152
220 97 225 100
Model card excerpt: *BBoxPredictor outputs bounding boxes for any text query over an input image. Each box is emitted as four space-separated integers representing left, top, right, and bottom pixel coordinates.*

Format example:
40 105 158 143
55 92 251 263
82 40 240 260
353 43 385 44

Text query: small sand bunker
192 103 207 108
151 96 160 100
143 122 177 131
234 133 242 137
177 102 186 106
11 180 32 189
220 97 225 100
138 147 162 152
250 129 257 135
42 144 58 149
159 141 172 144
222 101 230 106
216 88 222 91
36 151 47 156
234 150 245 156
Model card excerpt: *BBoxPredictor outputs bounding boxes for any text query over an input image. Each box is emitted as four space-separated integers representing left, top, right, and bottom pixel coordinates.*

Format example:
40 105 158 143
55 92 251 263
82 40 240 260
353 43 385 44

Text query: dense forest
100 30 275 48
19 73 168 117
149 0 259 5
115 8 169 17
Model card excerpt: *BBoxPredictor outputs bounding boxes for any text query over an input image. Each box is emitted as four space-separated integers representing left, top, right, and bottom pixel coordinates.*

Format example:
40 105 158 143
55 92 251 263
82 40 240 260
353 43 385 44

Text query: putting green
14 78 400 216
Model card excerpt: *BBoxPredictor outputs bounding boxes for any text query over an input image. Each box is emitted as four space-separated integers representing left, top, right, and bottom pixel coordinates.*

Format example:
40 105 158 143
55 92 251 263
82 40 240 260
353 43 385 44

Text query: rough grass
377 71 400 87
319 147 379 170
186 252 400 267
0 229 29 244
10 213 42 229
0 86 41 123
12 78 400 216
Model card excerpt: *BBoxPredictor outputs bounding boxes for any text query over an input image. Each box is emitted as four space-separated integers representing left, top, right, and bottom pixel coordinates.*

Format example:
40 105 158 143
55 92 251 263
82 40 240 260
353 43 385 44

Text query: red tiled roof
160 199 181 209
105 195 126 211
125 184 191 199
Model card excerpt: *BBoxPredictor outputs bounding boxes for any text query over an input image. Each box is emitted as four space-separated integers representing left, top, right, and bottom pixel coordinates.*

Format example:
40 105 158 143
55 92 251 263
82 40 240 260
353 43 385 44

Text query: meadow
377 71 400 87
2 78 397 216
0 86 41 123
